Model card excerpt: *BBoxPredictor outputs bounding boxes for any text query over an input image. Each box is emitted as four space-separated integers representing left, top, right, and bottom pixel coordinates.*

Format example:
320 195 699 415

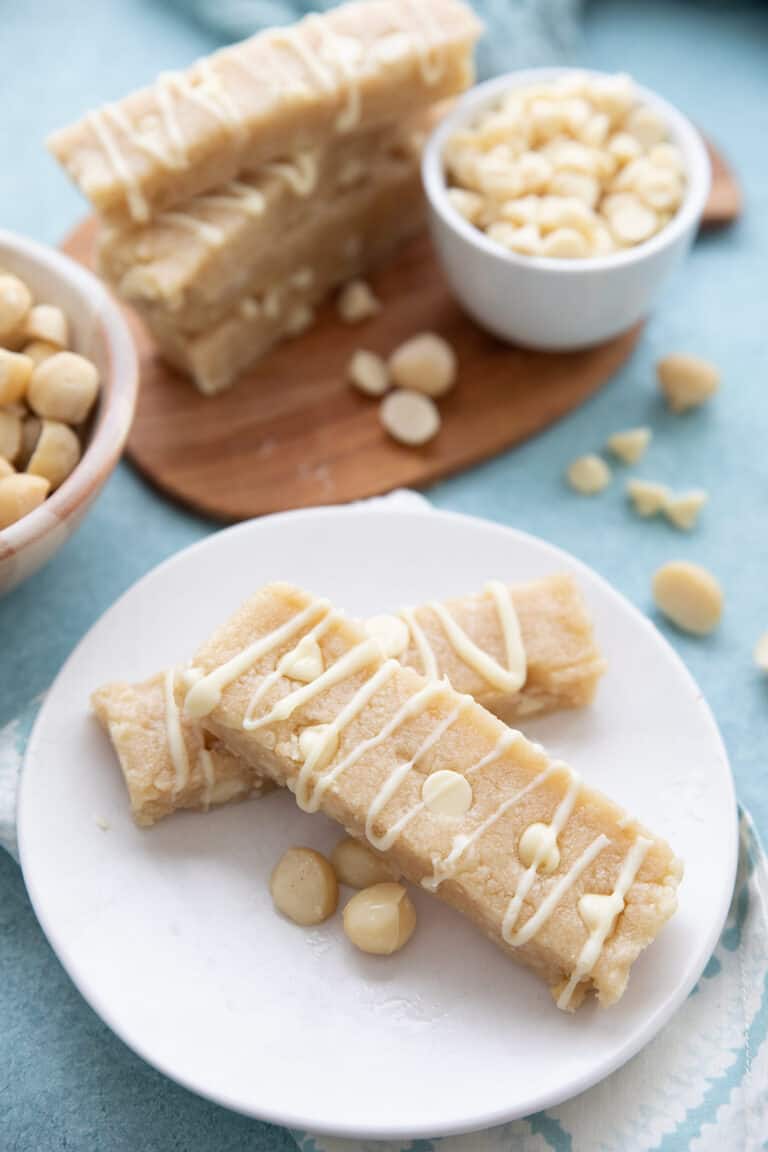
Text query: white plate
18 505 737 1140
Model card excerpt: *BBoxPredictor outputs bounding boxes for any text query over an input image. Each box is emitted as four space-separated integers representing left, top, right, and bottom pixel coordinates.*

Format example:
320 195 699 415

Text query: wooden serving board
63 143 739 522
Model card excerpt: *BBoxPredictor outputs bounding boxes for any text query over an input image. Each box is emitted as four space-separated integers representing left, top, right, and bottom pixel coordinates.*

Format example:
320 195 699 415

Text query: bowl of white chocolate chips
0 229 137 594
422 69 711 350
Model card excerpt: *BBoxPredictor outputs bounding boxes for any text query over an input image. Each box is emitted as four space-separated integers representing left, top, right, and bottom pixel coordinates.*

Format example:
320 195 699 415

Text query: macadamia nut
0 408 22 462
27 420 81 490
0 350 33 405
24 304 68 349
270 847 338 926
28 352 99 424
0 274 32 347
388 333 457 398
342 882 416 955
652 561 722 635
331 837 397 889
0 472 50 529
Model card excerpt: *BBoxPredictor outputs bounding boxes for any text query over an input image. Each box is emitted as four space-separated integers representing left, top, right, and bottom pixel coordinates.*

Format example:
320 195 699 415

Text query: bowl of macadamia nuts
423 69 710 350
0 229 137 594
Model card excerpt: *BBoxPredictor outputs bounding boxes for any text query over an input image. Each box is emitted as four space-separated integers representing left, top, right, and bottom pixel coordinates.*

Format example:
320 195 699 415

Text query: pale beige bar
97 117 433 317
48 0 481 223
139 161 426 392
92 574 605 827
106 128 427 334
186 583 681 1009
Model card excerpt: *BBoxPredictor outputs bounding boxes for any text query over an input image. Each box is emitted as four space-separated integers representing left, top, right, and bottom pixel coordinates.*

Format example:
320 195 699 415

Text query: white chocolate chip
421 770 473 818
608 132 642 166
664 489 708 531
444 74 683 260
380 390 441 447
657 354 720 412
364 613 410 658
388 333 457 398
337 279 381 324
649 143 686 174
298 724 338 771
447 186 486 225
487 221 541 255
518 822 560 874
605 426 652 464
284 304 314 338
541 227 589 258
279 634 324 682
342 882 416 955
753 633 768 672
348 349 389 397
566 454 612 494
625 105 668 149
0 472 50 529
606 195 658 244
652 561 723 635
627 478 670 517
24 304 68 349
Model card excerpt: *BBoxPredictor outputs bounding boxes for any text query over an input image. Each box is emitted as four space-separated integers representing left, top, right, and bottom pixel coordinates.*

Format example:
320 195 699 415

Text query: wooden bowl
0 229 138 594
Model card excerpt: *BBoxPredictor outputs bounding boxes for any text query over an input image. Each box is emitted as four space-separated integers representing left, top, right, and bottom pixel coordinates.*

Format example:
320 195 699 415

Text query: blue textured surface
1 1 767 1149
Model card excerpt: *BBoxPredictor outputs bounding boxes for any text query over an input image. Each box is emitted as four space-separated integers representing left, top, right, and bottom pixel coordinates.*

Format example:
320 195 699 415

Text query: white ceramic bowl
0 230 138 595
423 68 711 350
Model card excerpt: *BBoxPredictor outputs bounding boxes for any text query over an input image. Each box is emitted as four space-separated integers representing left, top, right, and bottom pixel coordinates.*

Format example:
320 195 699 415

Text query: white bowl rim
0 228 138 561
423 67 712 275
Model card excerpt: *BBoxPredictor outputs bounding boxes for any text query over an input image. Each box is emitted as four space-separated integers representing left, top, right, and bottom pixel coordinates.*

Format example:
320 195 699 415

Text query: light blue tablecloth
2 1 767 1149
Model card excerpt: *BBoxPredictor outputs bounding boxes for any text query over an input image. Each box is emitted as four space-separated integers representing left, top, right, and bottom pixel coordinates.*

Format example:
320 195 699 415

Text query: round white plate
18 505 737 1140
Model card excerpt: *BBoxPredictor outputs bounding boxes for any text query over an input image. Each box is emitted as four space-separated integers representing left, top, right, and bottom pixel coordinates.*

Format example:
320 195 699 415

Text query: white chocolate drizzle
273 24 337 94
400 0 446 85
365 693 469 851
184 597 331 719
501 769 582 936
557 836 652 1009
399 606 438 680
423 743 549 892
163 668 190 795
306 14 363 132
242 610 338 724
88 108 149 222
198 747 215 809
244 638 382 731
156 211 225 247
399 584 526 694
296 659 400 811
262 150 318 196
505 834 610 946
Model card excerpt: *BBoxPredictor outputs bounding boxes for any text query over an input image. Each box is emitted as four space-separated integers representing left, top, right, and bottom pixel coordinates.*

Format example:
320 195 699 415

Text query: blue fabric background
1 2 767 1149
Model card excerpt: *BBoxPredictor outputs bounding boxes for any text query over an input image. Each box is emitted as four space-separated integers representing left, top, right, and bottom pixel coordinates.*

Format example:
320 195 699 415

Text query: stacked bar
49 0 482 394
